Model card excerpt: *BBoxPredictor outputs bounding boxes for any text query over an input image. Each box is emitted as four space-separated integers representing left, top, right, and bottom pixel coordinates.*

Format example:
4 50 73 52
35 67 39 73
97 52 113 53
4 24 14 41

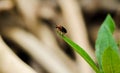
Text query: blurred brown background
0 0 120 73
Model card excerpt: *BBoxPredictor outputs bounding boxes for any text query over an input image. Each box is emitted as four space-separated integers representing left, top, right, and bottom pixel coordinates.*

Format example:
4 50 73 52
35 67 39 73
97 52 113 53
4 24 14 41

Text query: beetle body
56 25 67 34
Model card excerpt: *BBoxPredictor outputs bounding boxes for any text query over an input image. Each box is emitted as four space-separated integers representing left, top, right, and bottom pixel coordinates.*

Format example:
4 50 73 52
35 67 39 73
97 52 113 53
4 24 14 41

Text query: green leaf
59 34 100 73
102 48 120 73
95 14 119 73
